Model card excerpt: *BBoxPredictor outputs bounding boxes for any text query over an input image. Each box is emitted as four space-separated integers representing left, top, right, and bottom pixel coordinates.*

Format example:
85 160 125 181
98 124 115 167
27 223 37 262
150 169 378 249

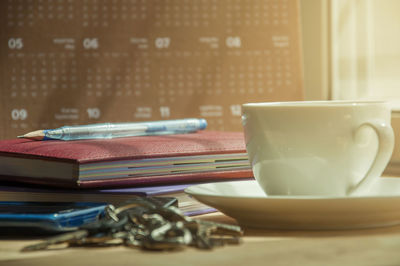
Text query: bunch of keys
22 197 243 251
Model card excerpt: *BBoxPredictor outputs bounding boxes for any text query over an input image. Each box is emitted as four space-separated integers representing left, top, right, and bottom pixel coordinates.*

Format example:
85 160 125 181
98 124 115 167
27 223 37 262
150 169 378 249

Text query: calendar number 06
83 38 99 49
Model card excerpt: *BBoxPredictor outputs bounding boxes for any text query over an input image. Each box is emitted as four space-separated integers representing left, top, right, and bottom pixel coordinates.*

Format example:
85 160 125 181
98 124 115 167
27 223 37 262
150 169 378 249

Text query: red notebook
0 131 252 188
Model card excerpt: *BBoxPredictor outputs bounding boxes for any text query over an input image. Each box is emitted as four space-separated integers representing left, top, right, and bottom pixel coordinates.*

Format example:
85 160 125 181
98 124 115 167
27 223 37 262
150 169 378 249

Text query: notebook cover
0 131 246 163
1 169 252 188
0 181 223 216
0 182 200 195
0 131 253 188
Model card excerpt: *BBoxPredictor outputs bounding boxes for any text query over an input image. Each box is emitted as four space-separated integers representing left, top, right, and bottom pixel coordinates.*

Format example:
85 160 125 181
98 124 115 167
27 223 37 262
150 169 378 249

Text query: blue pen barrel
145 124 166 133
44 118 207 140
65 123 148 140
146 119 207 133
65 124 117 140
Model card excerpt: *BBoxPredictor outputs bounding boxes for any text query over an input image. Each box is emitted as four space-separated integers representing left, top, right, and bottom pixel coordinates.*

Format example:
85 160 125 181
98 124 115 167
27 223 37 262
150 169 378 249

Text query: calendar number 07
155 37 170 49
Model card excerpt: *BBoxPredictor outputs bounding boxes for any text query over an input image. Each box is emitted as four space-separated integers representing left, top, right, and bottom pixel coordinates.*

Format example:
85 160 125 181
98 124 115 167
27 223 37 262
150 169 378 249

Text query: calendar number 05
8 38 23 49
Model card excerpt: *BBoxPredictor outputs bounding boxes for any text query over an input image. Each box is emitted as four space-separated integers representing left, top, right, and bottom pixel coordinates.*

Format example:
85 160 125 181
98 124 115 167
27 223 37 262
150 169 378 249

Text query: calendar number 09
11 109 27 120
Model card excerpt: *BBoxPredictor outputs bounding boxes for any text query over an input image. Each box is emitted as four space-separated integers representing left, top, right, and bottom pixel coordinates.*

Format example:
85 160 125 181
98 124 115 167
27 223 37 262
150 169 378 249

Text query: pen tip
17 130 45 140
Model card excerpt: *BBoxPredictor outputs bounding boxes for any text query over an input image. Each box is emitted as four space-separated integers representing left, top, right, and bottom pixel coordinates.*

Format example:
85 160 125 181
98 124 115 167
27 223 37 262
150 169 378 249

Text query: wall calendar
0 0 303 139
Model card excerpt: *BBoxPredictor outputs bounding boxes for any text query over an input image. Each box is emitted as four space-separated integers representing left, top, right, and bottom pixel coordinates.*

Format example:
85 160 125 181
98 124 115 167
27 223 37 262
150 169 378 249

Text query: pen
18 118 207 141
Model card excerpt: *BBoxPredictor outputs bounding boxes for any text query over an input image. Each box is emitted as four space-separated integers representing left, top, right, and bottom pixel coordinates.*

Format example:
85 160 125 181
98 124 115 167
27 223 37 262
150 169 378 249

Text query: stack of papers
0 131 253 215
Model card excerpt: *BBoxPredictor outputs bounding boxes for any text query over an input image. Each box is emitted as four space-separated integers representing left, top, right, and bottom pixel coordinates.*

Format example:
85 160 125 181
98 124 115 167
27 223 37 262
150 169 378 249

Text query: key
113 197 178 216
184 219 242 249
155 205 243 237
192 223 214 249
75 204 136 245
209 235 242 246
21 230 88 252
22 197 244 252
141 221 192 250
122 204 193 250
195 220 243 236
154 205 190 223
124 233 143 249
80 213 128 234
72 233 124 246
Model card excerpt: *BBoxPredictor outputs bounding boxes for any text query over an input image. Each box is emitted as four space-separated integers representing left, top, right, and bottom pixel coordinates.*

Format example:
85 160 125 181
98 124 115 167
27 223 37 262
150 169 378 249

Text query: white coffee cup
242 101 394 196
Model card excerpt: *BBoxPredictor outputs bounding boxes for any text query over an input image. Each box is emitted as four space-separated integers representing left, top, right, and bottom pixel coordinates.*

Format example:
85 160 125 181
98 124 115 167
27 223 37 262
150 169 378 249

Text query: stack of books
0 131 253 216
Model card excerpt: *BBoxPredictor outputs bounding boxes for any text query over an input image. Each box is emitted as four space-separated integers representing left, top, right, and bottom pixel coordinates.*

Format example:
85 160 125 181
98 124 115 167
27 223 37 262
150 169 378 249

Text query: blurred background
301 0 400 172
0 0 304 139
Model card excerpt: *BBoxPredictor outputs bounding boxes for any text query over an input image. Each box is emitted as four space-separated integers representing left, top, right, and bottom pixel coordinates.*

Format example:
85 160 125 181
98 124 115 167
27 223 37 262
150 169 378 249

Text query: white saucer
185 177 400 230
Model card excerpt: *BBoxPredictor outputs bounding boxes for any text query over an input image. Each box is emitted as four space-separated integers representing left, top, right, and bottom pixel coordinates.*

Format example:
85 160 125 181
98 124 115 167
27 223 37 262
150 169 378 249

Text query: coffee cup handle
348 121 395 195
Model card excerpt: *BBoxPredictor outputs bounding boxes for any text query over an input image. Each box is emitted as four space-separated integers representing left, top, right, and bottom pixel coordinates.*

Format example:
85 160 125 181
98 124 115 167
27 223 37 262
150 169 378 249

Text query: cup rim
242 100 388 108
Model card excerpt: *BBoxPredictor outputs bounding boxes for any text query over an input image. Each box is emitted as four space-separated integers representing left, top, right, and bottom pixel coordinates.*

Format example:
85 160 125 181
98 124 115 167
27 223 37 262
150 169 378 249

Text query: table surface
2 212 400 266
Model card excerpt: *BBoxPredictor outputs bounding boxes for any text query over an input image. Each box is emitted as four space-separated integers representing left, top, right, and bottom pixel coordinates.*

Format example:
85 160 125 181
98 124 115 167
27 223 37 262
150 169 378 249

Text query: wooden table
2 212 400 266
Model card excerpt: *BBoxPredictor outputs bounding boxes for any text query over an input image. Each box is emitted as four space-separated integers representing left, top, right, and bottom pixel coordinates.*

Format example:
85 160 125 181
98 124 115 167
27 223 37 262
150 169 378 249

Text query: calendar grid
1 0 303 138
